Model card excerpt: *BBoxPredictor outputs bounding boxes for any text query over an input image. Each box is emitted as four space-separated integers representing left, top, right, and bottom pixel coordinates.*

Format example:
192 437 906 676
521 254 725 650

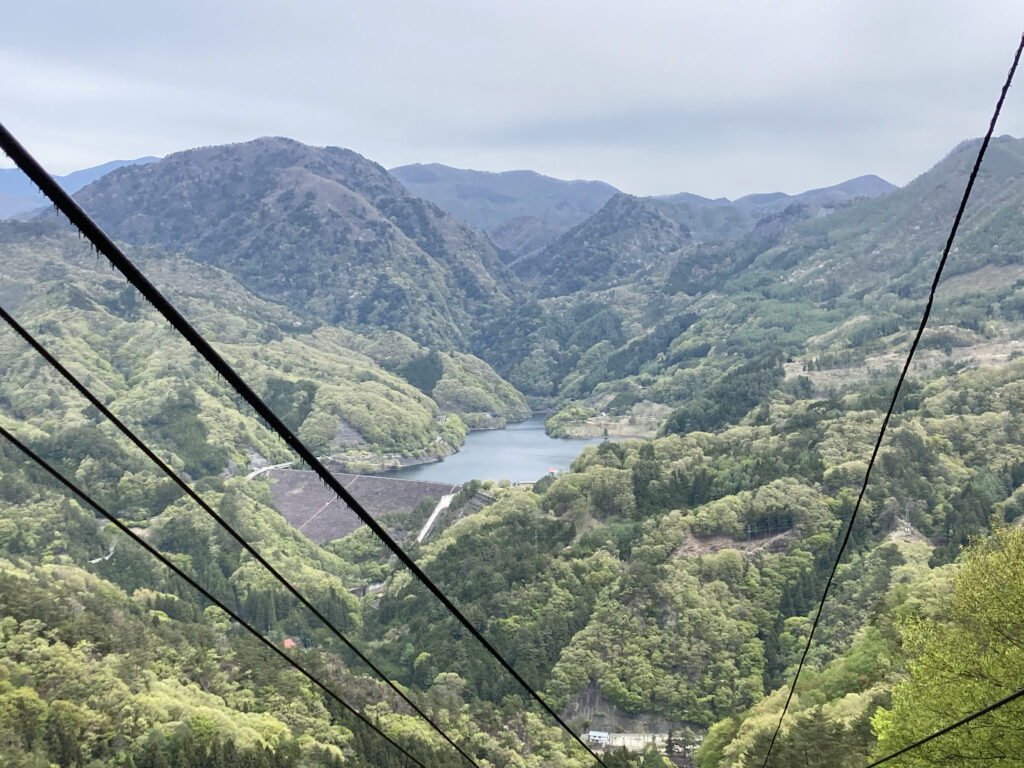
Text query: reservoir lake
376 414 611 484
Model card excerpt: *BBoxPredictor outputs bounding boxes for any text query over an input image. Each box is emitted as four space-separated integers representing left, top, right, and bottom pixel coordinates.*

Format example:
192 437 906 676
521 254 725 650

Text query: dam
265 467 460 544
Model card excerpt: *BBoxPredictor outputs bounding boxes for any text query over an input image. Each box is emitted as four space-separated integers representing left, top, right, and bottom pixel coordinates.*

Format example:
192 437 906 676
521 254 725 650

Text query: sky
2 1 1023 198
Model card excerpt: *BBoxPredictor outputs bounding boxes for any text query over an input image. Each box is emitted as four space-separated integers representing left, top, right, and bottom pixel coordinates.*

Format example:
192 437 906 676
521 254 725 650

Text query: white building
584 731 610 747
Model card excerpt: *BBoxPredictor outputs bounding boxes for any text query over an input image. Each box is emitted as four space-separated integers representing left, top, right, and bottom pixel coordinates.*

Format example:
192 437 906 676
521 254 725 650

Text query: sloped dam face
266 416 610 544
266 468 458 544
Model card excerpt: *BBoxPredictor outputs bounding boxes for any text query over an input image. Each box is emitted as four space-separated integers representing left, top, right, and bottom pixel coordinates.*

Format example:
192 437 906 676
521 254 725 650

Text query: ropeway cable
0 422 427 768
0 120 606 767
758 29 1024 768
0 302 482 768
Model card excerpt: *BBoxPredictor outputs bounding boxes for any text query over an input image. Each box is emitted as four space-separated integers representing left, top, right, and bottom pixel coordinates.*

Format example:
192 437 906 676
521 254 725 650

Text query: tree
641 746 670 767
872 521 1024 765
603 747 639 768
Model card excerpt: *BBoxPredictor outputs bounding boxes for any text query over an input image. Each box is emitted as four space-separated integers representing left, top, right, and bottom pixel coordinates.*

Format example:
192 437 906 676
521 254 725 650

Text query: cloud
2 1 1022 195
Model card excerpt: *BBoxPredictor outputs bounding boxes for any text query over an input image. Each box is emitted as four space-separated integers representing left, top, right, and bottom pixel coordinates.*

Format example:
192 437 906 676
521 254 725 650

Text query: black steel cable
0 121 604 767
0 423 426 768
0 303 481 768
867 685 1024 767
759 30 1024 768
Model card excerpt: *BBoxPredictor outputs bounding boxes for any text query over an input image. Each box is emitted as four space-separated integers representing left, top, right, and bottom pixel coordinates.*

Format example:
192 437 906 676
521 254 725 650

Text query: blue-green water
377 415 609 484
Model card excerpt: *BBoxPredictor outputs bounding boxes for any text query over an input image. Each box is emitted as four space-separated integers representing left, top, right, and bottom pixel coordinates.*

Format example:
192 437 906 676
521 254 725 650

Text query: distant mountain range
0 156 159 218
513 175 898 295
390 163 620 261
17 150 895 286
658 173 896 213
9 133 1024 768
390 163 896 269
51 136 976 408
47 135 1024 400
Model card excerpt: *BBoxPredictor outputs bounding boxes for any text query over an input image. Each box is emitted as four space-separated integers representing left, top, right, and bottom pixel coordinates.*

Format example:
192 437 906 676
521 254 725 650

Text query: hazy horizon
2 2 1022 198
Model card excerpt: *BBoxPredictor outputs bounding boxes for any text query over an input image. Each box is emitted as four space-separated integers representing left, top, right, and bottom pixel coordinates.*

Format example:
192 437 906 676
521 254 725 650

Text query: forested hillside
363 358 1024 763
73 138 519 350
481 135 1024 438
0 221 526 469
3 133 1024 766
511 175 895 295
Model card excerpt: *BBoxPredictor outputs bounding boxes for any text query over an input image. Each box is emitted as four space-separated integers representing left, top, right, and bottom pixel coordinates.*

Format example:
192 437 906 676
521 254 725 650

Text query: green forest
4 135 1024 767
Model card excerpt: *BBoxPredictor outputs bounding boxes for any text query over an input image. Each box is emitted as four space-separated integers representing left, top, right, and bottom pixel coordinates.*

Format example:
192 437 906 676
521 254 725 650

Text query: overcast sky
2 1 1022 198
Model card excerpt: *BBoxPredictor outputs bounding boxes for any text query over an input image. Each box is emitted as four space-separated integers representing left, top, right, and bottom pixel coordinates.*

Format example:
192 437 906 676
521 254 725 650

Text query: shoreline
368 413 611 480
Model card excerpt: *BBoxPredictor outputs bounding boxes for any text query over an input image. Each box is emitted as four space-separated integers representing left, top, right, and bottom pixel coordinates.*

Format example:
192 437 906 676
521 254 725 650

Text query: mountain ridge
6 134 1024 767
515 173 898 295
0 156 159 218
390 162 620 262
71 137 520 350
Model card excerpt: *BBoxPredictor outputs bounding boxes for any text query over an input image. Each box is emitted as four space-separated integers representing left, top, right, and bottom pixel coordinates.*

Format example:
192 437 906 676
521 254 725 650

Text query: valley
2 131 1024 767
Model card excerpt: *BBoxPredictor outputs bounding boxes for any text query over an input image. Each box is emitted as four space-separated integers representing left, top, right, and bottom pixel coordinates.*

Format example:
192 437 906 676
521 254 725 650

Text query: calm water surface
376 415 608 484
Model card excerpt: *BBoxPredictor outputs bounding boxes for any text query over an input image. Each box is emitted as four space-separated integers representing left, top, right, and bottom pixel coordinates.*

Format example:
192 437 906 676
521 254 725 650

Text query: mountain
734 173 895 211
0 156 159 218
658 174 896 217
513 193 694 296
738 137 1024 293
6 135 1024 767
356 140 1024 764
514 174 897 296
72 138 519 349
390 163 619 261
492 136 1024 445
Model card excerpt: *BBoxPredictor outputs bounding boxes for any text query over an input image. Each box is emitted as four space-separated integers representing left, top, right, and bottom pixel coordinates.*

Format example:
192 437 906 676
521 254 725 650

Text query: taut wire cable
759 29 1024 768
0 302 482 768
0 423 427 768
0 120 604 767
